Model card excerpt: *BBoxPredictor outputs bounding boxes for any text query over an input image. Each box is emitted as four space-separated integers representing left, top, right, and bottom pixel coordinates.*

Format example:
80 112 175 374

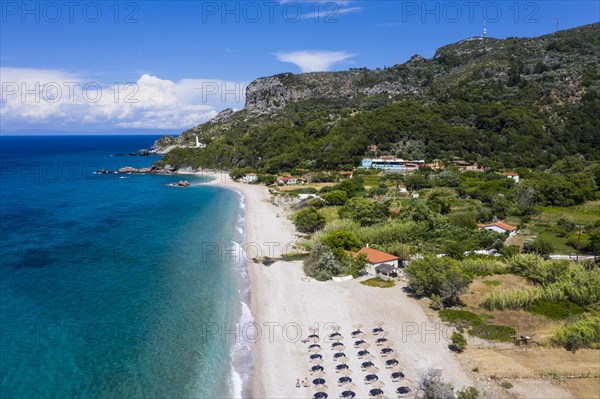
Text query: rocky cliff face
244 68 423 113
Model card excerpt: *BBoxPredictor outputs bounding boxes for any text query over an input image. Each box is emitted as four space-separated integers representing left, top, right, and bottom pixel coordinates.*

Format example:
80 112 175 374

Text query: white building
242 173 258 183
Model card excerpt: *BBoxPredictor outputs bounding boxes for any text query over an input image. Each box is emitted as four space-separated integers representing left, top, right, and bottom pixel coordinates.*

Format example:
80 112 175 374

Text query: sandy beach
202 172 472 398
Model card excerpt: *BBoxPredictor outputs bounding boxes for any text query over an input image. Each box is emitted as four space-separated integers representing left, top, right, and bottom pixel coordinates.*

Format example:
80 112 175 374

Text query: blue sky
1 0 598 134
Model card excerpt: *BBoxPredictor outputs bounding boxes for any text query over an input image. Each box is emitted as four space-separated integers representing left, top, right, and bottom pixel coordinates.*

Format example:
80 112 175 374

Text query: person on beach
303 377 309 387
296 379 300 388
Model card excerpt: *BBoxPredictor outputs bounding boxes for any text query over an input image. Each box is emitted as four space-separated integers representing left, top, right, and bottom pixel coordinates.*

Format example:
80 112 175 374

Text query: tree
304 243 341 281
293 208 326 233
405 257 472 306
435 171 460 187
322 190 348 206
427 188 455 214
322 230 361 251
338 198 389 226
522 237 554 257
511 184 537 214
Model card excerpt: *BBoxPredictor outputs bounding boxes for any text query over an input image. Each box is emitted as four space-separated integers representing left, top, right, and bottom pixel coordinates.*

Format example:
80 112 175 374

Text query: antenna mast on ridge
483 20 487 38
556 18 560 32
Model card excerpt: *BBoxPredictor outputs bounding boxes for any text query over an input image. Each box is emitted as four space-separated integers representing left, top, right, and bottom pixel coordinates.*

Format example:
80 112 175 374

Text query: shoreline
197 171 298 397
196 170 474 398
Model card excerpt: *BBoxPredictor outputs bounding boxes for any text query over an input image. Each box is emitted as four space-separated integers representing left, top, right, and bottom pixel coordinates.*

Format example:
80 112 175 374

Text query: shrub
294 208 326 233
550 316 600 351
522 237 554 256
361 277 395 288
303 243 341 281
460 258 509 276
527 300 584 320
450 331 467 352
456 387 480 399
439 309 515 342
405 257 472 306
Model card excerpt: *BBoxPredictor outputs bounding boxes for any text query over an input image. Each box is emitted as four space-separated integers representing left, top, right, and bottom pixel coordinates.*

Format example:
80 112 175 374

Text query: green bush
450 331 467 352
303 243 341 281
405 257 472 306
294 208 326 233
551 316 600 351
527 300 585 319
460 258 509 276
440 309 515 342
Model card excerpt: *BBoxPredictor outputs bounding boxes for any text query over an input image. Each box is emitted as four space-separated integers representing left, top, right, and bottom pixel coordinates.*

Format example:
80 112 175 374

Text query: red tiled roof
245 173 257 176
350 247 398 263
477 221 517 232
502 172 519 176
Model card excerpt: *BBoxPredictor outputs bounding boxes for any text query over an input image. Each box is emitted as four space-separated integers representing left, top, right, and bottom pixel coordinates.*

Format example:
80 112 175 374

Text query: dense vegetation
158 24 600 173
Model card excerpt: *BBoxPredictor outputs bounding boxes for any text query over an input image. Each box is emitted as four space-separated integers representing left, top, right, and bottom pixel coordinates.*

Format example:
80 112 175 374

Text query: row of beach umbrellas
307 322 408 398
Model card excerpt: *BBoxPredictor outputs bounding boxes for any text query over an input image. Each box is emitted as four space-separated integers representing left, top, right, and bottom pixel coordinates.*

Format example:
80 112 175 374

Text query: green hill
156 23 600 173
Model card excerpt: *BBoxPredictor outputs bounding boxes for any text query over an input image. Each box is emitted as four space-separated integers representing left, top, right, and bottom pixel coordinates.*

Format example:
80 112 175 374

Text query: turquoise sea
0 136 250 398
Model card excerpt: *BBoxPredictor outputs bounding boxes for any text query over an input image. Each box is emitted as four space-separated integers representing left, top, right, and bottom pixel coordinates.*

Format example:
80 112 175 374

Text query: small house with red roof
242 173 258 183
349 247 400 280
502 172 520 183
477 221 517 236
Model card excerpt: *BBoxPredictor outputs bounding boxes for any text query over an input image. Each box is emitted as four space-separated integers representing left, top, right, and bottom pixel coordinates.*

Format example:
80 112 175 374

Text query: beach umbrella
337 355 349 363
375 338 388 346
309 343 321 349
380 348 394 356
309 346 322 354
339 368 353 376
391 368 404 376
332 343 345 351
311 358 324 365
313 378 326 386
310 354 323 360
385 358 399 367
352 323 364 329
341 391 356 398
397 386 411 395
309 336 320 343
313 393 328 399
336 363 349 372
358 342 370 350
366 365 380 374
364 374 378 383
330 332 341 338
332 324 341 332
338 376 352 385
309 326 319 333
371 380 385 389
363 354 375 361
369 389 383 397
310 365 324 373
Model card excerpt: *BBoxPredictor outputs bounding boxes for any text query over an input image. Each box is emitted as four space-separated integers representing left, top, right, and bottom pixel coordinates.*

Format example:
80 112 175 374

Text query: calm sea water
0 136 248 398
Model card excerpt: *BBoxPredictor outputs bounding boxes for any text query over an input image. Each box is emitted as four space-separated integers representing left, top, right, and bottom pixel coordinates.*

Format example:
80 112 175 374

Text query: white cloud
0 67 247 131
274 50 357 72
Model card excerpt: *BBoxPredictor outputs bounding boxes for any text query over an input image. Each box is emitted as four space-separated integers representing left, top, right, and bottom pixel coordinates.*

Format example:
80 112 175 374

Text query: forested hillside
157 23 600 172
